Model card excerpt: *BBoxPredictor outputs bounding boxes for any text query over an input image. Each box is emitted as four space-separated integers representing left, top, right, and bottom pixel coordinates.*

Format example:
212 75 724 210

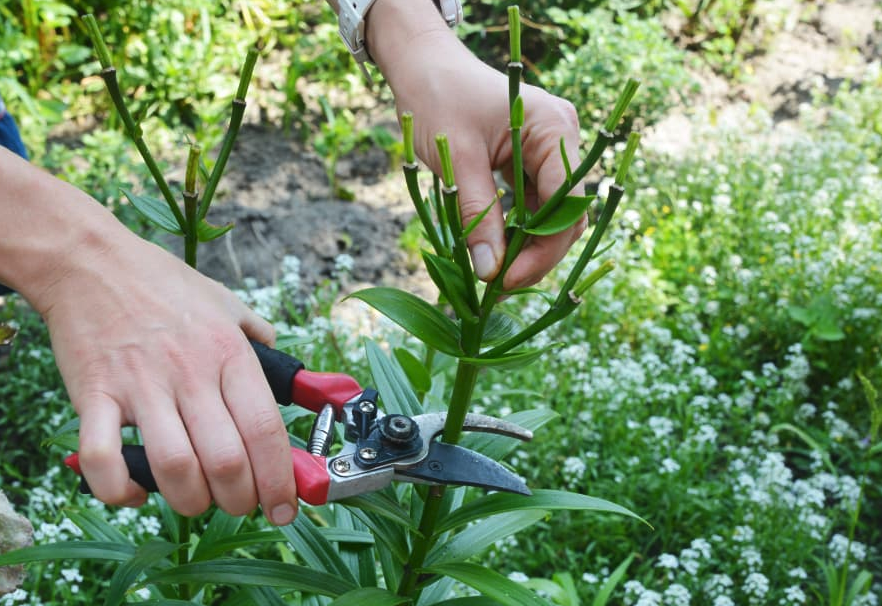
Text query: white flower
782 585 807 604
663 583 691 606
659 457 681 474
657 554 679 570
744 572 770 604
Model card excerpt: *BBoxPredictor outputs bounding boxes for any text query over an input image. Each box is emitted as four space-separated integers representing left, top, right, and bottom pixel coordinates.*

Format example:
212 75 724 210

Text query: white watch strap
338 0 379 66
338 0 463 76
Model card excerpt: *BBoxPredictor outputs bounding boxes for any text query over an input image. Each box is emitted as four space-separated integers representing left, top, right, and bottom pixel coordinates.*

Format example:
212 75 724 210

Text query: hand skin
366 0 587 290
0 147 298 525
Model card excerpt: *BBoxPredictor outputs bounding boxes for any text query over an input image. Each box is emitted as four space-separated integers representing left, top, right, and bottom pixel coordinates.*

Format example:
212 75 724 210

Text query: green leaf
65 508 132 545
329 588 412 606
144 559 357 596
191 509 245 562
592 553 635 606
338 490 415 530
275 333 315 352
425 563 553 606
432 598 502 606
844 570 874 606
460 408 557 461
319 528 375 545
421 252 476 322
190 530 286 562
0 323 16 345
231 586 290 606
348 509 411 564
436 489 646 533
813 319 845 341
0 541 136 566
348 288 462 356
559 137 572 180
279 513 357 584
197 219 234 242
462 198 499 239
426 510 546 565
122 189 183 235
481 313 520 347
105 539 178 606
467 345 561 370
524 195 594 236
394 347 432 394
366 340 423 417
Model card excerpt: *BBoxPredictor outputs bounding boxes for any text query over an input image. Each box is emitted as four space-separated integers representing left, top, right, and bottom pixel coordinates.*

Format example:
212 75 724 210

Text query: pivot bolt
359 447 378 461
332 459 351 474
379 414 417 444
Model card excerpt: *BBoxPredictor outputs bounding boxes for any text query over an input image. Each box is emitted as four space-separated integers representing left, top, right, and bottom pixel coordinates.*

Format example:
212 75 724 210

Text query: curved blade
396 442 531 496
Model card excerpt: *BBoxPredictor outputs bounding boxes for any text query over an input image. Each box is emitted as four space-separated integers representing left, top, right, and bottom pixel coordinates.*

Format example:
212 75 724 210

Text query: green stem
176 515 192 600
404 163 447 257
183 145 201 268
83 15 186 232
199 48 259 220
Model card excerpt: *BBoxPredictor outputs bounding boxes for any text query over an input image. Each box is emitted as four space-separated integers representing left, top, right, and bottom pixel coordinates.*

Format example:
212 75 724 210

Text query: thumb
452 152 505 282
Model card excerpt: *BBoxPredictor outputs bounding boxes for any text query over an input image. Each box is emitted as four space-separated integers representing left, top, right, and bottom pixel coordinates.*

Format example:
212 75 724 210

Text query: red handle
66 447 332 506
292 370 362 415
291 448 331 505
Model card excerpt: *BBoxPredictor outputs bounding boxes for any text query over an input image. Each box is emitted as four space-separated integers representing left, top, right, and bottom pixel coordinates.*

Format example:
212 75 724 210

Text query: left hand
367 0 587 291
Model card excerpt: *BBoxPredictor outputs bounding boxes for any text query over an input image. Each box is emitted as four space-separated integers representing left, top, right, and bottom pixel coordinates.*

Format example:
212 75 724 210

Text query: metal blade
396 442 531 496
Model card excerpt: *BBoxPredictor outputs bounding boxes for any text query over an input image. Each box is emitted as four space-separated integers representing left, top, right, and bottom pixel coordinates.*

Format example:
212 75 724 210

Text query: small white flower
659 457 681 474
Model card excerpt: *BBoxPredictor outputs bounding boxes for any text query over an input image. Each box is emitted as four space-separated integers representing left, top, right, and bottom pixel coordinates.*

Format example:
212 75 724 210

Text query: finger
77 394 147 507
178 389 258 517
240 306 276 348
452 146 506 282
221 339 297 526
135 391 212 517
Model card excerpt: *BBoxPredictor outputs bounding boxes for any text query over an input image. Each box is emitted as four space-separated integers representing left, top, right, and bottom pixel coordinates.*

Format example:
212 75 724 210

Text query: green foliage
539 9 697 132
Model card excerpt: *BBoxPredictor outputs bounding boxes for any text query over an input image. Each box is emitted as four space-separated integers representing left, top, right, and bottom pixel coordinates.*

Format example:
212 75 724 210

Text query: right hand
37 226 298 525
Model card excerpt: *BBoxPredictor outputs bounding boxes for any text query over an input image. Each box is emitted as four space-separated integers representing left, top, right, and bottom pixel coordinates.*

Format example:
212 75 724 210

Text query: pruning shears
65 342 533 505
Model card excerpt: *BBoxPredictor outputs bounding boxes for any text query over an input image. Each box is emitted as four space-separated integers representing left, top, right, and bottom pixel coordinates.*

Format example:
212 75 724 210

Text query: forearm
0 147 131 313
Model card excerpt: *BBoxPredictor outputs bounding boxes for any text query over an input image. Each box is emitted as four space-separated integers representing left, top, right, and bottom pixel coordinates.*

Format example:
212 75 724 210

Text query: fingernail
270 503 296 526
470 243 497 280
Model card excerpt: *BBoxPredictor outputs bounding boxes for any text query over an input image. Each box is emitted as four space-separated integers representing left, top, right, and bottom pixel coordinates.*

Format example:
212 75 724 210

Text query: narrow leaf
348 288 462 356
437 489 646 534
338 489 415 530
524 195 594 236
122 189 183 234
0 541 135 566
191 509 246 562
462 198 498 239
197 219 234 242
279 513 357 584
467 345 560 370
233 586 290 606
394 347 432 395
481 313 520 347
319 528 375 545
425 563 553 606
190 530 286 562
592 553 635 606
366 340 423 417
422 252 475 322
105 539 178 606
144 559 357 596
65 508 132 545
559 137 572 180
432 598 502 606
349 509 412 564
426 510 546 565
329 588 412 606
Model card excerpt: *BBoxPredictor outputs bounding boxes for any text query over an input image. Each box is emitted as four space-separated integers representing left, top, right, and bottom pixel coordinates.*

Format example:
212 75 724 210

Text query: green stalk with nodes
82 14 256 270
383 6 642 598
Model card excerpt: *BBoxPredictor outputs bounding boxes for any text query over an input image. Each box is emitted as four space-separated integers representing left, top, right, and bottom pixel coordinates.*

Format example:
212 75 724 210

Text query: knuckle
247 409 286 445
152 449 196 479
219 495 258 518
204 446 249 480
173 494 212 518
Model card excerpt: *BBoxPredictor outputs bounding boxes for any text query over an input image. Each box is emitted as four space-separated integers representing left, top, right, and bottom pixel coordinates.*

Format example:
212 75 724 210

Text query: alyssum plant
0 6 644 605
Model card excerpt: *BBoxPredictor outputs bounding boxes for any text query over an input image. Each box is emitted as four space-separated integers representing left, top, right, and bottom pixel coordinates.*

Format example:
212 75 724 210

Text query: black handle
250 340 304 405
77 445 157 495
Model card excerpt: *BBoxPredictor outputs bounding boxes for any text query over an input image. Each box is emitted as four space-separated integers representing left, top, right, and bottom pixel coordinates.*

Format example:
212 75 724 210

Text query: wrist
365 0 463 85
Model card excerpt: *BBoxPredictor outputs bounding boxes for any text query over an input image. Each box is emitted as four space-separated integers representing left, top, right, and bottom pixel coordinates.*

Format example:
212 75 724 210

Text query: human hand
31 210 298 525
368 1 586 290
